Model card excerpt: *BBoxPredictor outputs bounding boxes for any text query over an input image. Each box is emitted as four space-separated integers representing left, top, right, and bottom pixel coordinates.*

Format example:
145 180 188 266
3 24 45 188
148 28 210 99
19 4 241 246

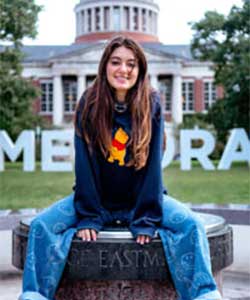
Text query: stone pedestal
56 280 177 300
12 213 233 299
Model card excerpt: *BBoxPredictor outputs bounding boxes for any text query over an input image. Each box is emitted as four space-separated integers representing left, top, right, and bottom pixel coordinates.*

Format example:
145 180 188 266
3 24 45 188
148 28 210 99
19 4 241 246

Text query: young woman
20 36 222 300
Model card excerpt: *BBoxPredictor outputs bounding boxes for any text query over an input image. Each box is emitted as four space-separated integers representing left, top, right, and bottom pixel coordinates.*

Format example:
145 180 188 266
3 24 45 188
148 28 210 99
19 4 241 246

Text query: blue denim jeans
19 194 221 300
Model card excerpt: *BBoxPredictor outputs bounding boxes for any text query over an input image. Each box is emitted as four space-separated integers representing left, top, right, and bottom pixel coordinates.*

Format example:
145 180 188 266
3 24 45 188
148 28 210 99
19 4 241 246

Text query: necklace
114 102 128 113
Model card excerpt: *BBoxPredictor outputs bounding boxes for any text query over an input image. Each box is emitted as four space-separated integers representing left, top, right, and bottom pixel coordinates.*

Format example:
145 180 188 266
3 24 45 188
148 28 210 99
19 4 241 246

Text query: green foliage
178 113 211 130
190 0 250 141
206 99 231 144
0 0 43 139
0 48 43 139
0 0 42 46
178 113 224 159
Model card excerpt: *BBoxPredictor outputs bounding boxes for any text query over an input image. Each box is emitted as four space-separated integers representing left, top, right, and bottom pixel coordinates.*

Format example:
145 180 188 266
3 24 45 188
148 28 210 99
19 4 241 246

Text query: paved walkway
0 269 249 300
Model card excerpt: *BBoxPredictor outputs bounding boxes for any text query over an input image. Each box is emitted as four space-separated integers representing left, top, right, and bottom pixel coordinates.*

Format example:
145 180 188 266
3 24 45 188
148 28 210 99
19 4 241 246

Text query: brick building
21 0 222 127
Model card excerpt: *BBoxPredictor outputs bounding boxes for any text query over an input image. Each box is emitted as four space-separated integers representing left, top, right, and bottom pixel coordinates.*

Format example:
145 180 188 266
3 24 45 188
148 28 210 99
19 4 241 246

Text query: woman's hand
77 229 97 241
136 235 151 245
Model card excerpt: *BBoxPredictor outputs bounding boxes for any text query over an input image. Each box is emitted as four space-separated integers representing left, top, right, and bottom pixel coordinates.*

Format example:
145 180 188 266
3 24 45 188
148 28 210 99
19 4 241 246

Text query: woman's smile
115 76 129 84
106 46 139 102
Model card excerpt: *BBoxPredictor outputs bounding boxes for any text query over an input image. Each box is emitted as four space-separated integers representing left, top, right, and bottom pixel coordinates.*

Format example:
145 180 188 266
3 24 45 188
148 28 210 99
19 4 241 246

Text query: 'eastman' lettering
99 249 165 269
67 249 90 267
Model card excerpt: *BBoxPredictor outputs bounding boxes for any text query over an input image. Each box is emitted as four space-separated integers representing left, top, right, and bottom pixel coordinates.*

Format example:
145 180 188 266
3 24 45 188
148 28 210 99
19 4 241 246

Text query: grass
0 161 249 210
0 163 74 210
164 161 249 205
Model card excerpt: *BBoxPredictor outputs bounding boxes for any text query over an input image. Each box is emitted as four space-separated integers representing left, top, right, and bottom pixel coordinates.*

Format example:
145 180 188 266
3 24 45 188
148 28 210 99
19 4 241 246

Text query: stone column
149 10 152 34
144 9 148 33
154 12 158 35
84 9 88 33
129 6 133 31
155 12 158 35
110 6 114 31
91 7 95 32
171 74 183 125
53 75 64 126
138 7 142 32
150 74 158 90
76 12 79 36
78 11 82 35
120 6 124 31
152 12 155 34
77 75 86 101
100 6 104 31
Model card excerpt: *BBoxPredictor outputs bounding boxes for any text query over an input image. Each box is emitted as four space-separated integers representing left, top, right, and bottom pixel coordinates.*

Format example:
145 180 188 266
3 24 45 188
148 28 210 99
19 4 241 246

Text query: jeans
19 194 221 300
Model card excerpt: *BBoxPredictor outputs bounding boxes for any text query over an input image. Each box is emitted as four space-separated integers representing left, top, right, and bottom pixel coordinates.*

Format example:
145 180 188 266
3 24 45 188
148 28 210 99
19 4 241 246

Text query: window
63 76 77 113
159 77 172 112
133 7 138 30
204 81 216 110
124 7 129 30
182 81 194 112
86 75 96 88
87 9 91 32
80 11 84 34
95 8 100 31
40 81 53 113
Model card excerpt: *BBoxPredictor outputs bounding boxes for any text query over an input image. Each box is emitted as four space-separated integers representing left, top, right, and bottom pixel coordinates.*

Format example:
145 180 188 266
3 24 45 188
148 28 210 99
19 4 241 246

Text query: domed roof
74 0 160 43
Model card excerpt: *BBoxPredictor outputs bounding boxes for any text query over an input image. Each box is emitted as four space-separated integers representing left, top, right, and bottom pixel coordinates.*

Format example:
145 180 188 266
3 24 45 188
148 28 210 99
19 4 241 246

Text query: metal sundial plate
20 212 226 239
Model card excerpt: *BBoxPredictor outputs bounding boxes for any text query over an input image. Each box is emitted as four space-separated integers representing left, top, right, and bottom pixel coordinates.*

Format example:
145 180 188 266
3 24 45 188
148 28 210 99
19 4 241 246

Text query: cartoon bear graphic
108 127 129 166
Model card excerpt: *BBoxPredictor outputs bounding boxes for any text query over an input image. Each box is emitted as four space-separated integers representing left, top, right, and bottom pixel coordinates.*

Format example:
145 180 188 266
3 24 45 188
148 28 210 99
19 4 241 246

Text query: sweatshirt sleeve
129 92 164 238
74 95 106 232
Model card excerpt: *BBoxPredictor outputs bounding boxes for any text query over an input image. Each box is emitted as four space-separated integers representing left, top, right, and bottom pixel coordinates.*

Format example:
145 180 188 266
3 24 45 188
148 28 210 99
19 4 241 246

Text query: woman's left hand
136 235 151 245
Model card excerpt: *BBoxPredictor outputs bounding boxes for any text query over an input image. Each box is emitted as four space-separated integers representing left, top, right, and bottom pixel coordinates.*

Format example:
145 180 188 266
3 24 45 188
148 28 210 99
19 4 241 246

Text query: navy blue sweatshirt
74 92 165 238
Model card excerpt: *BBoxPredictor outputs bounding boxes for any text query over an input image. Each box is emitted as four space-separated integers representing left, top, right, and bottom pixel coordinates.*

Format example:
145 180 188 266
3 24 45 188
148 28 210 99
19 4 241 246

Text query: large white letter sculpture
1 128 249 172
162 126 175 169
180 129 215 170
0 130 35 171
218 128 250 170
41 130 74 172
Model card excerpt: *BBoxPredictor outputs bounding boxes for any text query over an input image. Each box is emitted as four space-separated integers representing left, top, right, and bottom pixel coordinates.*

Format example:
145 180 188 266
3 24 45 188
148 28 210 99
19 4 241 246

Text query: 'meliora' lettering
0 127 249 171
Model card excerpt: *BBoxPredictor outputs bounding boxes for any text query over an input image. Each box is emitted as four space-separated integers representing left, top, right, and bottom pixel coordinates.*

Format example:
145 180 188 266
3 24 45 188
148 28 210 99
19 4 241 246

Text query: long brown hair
76 36 152 170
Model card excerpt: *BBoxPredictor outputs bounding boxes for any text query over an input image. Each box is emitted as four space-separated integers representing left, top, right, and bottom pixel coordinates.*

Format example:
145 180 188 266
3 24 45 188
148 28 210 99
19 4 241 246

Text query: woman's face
106 46 139 102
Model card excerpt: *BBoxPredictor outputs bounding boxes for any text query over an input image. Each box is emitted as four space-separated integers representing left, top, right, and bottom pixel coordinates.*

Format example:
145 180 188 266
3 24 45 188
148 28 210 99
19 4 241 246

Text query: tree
190 0 250 143
0 0 43 139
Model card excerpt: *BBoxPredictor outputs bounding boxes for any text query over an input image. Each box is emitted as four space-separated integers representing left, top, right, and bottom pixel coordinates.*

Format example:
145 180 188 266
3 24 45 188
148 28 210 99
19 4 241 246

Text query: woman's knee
187 212 206 233
161 195 191 228
29 214 48 240
161 196 205 233
30 211 47 228
30 193 76 233
29 205 54 229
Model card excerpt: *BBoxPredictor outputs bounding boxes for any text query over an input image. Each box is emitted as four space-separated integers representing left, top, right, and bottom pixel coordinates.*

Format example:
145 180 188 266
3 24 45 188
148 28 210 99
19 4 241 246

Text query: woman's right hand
77 229 97 241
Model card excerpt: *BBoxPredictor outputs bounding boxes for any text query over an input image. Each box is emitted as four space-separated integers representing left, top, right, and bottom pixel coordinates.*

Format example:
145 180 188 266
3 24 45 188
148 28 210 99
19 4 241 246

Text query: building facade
21 0 223 127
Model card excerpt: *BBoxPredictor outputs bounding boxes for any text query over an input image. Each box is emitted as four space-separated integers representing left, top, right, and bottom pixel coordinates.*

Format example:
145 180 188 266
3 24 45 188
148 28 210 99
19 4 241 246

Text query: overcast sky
23 0 243 46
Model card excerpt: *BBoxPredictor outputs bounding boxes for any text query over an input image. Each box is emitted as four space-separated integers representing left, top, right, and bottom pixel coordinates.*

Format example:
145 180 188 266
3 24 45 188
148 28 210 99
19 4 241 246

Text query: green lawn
0 162 249 210
163 161 249 205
